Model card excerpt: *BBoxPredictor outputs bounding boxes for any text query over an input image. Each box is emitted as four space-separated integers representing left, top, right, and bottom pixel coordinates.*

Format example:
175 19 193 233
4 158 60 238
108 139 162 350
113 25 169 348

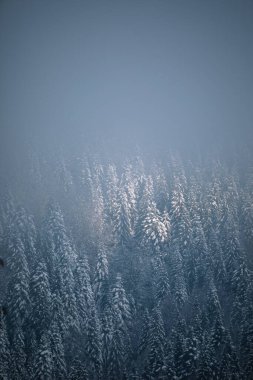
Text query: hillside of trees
0 148 253 379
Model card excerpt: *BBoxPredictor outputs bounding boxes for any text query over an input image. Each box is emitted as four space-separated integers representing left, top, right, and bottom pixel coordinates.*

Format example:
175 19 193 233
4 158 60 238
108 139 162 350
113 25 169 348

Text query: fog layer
1 0 253 156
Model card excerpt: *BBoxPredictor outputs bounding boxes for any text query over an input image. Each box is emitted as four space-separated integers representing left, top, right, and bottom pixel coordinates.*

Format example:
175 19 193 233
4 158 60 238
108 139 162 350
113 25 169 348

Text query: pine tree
153 257 170 303
231 259 250 342
207 227 227 288
107 274 132 380
142 201 169 253
171 317 187 378
33 331 53 380
30 260 52 336
105 164 119 224
170 178 191 251
85 306 102 380
94 243 109 312
90 166 105 236
7 234 30 327
169 245 187 307
240 297 253 379
191 298 203 344
42 202 78 330
206 280 222 328
189 216 209 289
121 161 137 226
11 325 27 380
231 258 250 302
211 313 226 351
75 254 94 328
108 325 126 380
196 332 218 380
219 332 241 379
101 303 113 379
138 308 151 357
134 175 154 245
26 329 38 380
49 321 67 380
179 326 198 379
220 212 242 282
111 273 131 329
21 210 38 272
145 307 166 379
164 341 176 379
203 173 222 236
0 315 10 380
114 189 132 249
152 165 169 212
241 192 253 245
51 290 65 334
74 252 102 378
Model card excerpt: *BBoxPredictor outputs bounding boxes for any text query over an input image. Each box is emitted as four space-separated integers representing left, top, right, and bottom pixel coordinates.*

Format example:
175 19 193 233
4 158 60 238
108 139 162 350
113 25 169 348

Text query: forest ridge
0 150 253 379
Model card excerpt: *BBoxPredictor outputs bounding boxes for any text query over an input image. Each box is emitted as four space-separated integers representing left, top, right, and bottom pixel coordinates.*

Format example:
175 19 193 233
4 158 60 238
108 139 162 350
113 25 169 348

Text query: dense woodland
0 148 253 379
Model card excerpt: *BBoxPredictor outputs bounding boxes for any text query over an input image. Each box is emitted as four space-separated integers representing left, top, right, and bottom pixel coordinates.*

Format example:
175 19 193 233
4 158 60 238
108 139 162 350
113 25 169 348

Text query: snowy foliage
0 149 253 379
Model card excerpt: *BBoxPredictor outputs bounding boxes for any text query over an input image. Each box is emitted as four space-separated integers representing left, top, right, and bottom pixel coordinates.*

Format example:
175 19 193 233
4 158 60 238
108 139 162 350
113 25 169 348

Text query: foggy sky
0 0 253 156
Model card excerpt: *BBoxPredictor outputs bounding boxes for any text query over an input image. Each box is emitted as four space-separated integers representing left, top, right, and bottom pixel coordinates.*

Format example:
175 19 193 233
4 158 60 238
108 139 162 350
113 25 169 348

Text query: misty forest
1 148 253 380
1 0 253 379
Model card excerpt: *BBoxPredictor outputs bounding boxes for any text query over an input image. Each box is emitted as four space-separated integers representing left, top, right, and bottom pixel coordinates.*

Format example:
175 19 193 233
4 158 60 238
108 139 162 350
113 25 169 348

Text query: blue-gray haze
0 0 253 157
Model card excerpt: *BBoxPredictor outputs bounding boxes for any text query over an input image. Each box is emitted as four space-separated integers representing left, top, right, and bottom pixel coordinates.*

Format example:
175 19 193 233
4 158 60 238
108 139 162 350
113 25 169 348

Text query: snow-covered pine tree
108 274 132 379
113 188 132 249
168 244 187 307
7 234 30 328
219 331 241 379
178 326 198 379
74 253 93 327
42 202 79 330
111 273 131 329
85 305 102 380
144 306 166 379
196 331 218 380
94 243 109 313
30 260 52 337
33 331 53 380
170 177 191 251
49 320 67 380
11 325 27 380
153 257 170 303
142 201 169 253
0 314 10 380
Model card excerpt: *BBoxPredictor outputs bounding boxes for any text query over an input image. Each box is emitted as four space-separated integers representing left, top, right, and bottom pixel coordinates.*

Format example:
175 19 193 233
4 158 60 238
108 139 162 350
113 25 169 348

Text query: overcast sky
0 0 253 155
